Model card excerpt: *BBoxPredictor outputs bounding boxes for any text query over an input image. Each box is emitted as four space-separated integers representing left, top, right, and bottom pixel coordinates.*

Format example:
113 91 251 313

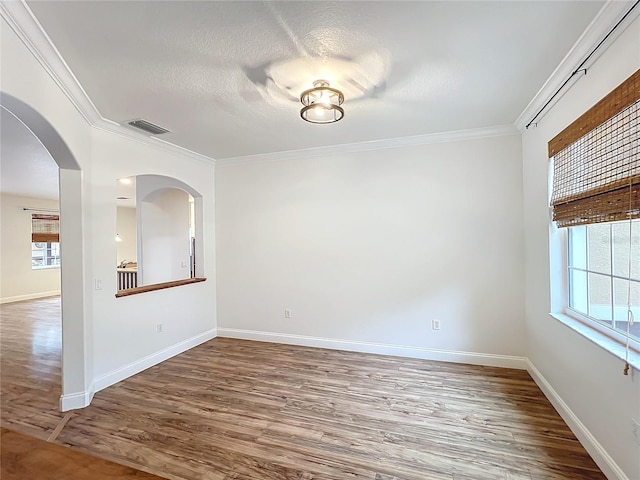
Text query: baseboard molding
526 360 629 480
56 328 626 479
217 328 527 369
93 328 217 393
59 386 94 412
1 290 60 304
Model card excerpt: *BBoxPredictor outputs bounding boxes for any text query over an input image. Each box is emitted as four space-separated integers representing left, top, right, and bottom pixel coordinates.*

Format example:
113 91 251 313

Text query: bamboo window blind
31 214 60 243
549 69 639 228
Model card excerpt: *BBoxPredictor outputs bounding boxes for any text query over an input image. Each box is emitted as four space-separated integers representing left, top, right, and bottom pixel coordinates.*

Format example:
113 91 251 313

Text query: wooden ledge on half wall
115 277 206 298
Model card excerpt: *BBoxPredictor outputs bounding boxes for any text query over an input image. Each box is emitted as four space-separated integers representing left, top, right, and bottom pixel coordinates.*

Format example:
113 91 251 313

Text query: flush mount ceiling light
300 80 344 124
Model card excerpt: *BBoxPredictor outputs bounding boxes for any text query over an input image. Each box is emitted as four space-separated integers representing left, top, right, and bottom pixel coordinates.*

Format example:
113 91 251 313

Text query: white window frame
31 241 61 270
562 221 640 353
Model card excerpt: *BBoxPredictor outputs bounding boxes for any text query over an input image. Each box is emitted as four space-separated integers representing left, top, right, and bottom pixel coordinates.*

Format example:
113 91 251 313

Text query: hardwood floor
0 296 65 438
1 297 606 480
1 428 167 479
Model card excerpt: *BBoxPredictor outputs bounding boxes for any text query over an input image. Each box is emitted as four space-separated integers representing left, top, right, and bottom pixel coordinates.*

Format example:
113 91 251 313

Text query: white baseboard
217 328 527 369
526 360 629 480
60 386 94 412
56 328 627 480
1 290 60 304
93 328 217 393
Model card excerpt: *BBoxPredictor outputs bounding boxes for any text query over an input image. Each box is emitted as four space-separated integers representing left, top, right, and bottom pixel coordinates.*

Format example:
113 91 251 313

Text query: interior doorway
0 105 64 433
1 93 88 412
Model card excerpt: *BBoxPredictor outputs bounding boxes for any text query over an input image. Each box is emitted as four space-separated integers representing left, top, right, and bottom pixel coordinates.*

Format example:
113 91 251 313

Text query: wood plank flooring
1 428 168 479
0 296 65 438
1 297 606 479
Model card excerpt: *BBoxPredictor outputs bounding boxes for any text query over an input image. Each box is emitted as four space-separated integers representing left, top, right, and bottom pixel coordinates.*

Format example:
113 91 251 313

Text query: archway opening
1 93 88 412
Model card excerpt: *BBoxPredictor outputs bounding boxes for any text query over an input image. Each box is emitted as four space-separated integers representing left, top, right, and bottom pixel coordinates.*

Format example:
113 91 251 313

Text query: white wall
1 14 217 408
522 15 640 480
89 127 216 385
116 206 136 265
4 10 637 480
216 135 526 365
0 194 61 302
2 12 95 405
139 188 191 285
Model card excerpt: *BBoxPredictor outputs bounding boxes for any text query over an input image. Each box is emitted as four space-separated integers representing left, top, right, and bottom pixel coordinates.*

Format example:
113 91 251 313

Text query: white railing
117 269 138 290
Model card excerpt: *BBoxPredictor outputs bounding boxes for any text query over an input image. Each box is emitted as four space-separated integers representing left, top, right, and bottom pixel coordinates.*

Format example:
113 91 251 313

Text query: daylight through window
32 242 60 269
567 220 640 344
31 213 60 270
549 69 639 357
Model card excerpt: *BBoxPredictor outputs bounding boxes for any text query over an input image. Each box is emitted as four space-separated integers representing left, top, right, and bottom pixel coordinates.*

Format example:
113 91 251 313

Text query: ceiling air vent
127 119 171 135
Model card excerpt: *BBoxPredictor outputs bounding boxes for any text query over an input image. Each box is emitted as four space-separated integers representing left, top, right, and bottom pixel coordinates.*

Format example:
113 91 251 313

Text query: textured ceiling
24 1 605 160
0 107 59 200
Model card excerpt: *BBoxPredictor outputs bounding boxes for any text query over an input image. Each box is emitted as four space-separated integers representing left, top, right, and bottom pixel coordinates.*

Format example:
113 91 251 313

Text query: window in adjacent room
550 68 639 356
31 213 60 269
31 241 60 268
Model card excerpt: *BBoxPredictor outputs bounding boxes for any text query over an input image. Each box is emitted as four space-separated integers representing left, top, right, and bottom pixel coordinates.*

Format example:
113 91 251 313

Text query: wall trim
59 386 94 412
57 333 627 479
217 328 527 369
91 120 216 166
526 360 629 480
515 1 640 131
216 124 520 167
0 0 99 124
0 290 60 304
0 0 519 166
92 328 217 393
5 0 637 162
0 1 215 167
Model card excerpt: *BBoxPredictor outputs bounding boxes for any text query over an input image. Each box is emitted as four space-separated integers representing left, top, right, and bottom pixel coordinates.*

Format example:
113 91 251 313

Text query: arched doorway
1 92 89 411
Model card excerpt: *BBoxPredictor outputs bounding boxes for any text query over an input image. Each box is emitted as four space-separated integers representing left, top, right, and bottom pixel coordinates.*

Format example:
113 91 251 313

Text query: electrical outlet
156 323 163 333
284 309 292 319
432 319 441 330
633 418 640 445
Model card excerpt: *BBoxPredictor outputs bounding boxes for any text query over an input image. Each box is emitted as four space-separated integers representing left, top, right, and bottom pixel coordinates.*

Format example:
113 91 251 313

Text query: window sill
115 277 206 298
32 266 60 271
549 312 640 372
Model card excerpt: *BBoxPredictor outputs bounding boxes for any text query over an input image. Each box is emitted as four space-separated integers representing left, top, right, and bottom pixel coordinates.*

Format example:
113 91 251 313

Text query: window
549 69 639 364
567 220 639 347
32 242 60 269
31 213 60 270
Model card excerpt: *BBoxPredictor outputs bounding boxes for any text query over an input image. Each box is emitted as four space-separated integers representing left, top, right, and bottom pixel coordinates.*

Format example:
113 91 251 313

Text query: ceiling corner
514 0 639 132
1 0 102 125
1 0 217 167
217 124 520 168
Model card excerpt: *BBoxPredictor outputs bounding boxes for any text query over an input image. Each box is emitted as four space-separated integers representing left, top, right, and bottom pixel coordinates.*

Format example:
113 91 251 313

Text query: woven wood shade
549 69 640 157
550 69 640 228
31 214 59 243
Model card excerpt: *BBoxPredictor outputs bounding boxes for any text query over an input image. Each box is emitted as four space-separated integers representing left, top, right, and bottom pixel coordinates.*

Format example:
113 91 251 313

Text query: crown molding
216 124 519 167
0 0 216 166
7 0 629 165
0 1 516 169
515 0 640 131
91 118 216 166
0 0 101 125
